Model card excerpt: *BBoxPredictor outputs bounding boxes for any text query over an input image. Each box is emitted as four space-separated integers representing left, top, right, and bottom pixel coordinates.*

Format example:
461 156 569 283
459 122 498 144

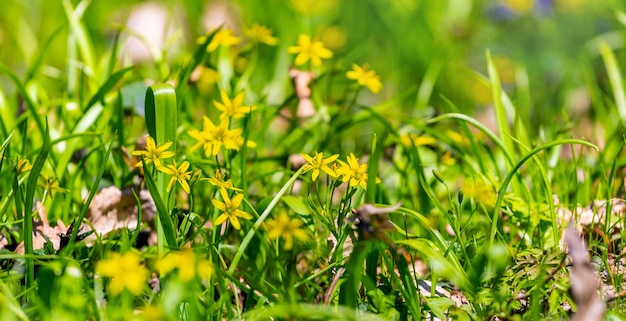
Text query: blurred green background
1 0 626 133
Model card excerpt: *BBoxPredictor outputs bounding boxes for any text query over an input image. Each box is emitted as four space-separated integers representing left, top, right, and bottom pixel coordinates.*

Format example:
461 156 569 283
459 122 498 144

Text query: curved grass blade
489 139 599 247
425 112 514 166
228 168 304 275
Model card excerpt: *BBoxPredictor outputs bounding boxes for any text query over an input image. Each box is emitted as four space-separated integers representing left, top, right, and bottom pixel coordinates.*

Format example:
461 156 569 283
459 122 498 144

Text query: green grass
2 0 626 320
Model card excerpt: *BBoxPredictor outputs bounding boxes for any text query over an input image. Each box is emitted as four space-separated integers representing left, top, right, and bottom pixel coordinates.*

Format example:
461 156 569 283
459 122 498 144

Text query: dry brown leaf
14 201 67 254
84 185 157 245
564 226 605 321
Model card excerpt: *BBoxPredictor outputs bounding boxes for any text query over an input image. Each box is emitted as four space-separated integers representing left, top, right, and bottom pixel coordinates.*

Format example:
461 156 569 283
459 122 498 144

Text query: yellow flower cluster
301 152 373 190
189 90 257 158
132 136 193 194
198 23 278 53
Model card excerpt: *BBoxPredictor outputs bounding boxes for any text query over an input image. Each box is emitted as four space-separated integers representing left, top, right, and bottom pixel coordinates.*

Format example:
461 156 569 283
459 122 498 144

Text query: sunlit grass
1 0 626 320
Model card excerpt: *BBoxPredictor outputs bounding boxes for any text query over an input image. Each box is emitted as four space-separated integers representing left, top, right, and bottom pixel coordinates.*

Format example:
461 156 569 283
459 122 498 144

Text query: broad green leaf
282 195 311 215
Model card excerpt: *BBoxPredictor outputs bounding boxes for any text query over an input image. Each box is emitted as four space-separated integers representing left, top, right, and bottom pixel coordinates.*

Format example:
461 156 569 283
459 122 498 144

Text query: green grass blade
25 25 64 81
142 158 178 250
599 40 626 125
83 66 133 112
177 29 217 91
145 84 178 254
22 120 50 302
63 0 96 77
145 84 178 150
0 63 45 137
489 139 599 247
366 133 385 202
415 59 442 110
486 50 515 159
228 168 304 275
64 137 114 252
425 112 514 166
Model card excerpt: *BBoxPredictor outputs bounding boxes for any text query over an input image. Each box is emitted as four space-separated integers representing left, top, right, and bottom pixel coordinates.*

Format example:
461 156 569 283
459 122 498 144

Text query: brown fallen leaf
15 201 67 254
84 185 157 245
564 225 605 321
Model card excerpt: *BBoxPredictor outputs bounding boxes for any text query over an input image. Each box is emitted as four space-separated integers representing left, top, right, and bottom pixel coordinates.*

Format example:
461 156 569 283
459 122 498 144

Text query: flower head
16 157 33 175
245 23 278 46
264 211 309 250
214 90 257 120
288 34 333 67
202 169 242 193
132 136 175 168
189 116 245 157
462 176 496 208
159 160 192 193
346 64 382 94
96 251 149 296
336 153 369 190
155 250 213 282
301 152 338 181
212 189 253 230
204 29 241 52
38 174 69 198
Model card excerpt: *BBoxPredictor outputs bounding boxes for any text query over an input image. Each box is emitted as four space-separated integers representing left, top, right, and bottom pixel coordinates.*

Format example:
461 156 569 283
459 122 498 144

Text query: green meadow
1 0 626 320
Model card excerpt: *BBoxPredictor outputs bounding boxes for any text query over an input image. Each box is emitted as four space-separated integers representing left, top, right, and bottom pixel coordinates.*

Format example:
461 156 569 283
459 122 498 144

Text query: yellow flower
16 157 33 175
440 151 456 166
159 160 192 193
212 189 253 230
37 174 69 198
96 251 149 296
132 136 175 168
400 133 437 147
264 211 309 250
287 34 333 67
205 29 241 52
336 153 369 190
301 152 338 181
155 250 213 282
462 176 496 208
189 116 244 157
346 64 382 94
245 23 278 46
214 90 257 120
197 260 214 281
202 169 242 193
